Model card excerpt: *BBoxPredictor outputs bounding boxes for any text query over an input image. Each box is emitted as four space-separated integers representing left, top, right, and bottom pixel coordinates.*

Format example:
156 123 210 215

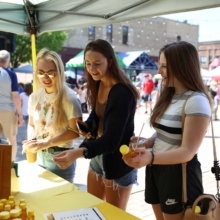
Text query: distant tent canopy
117 51 158 70
13 64 33 73
201 68 211 80
66 50 126 68
210 66 220 80
209 58 220 68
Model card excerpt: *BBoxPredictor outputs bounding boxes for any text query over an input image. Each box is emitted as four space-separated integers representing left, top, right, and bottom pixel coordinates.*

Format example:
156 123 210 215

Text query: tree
11 31 68 68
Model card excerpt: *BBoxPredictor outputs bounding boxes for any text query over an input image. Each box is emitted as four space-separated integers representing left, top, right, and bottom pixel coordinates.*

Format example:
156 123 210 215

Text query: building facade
61 16 199 66
198 41 220 70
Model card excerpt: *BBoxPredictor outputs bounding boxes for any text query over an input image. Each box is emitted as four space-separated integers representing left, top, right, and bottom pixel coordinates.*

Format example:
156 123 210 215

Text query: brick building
60 16 199 67
198 41 220 70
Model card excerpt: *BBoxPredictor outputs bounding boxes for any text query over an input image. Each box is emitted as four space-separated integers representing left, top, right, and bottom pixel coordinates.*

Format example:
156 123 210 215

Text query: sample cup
131 139 146 148
26 149 37 163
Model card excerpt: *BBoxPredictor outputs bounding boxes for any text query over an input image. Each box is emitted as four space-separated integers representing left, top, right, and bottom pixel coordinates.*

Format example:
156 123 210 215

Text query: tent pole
31 33 36 91
23 0 37 91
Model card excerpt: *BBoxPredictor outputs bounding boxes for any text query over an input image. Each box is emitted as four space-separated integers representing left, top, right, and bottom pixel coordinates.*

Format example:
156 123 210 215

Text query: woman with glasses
22 48 82 183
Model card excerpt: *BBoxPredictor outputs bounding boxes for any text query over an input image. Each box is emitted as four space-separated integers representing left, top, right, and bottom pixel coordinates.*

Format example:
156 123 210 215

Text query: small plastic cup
26 149 37 163
131 139 146 148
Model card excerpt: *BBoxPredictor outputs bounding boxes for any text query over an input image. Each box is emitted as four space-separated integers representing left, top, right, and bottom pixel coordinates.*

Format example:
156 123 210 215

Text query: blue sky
159 7 220 42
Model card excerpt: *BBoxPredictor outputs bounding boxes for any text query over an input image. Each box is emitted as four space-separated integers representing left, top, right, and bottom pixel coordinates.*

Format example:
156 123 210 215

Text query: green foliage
11 31 68 68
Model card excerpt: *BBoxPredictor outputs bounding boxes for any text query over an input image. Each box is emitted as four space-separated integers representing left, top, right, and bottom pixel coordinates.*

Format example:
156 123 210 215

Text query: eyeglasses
36 71 57 78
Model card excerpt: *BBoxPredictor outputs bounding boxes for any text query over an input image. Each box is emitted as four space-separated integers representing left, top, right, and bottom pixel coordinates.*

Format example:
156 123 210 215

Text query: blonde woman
22 48 82 183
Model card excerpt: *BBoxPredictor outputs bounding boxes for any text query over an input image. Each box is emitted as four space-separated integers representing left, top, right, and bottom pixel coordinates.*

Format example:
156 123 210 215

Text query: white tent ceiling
0 0 220 36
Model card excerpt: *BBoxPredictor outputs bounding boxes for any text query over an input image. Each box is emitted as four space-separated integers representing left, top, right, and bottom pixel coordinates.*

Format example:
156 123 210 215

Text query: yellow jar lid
0 203 4 210
28 210 34 216
0 199 7 205
8 196 14 201
4 204 11 211
19 199 26 204
10 209 21 217
0 211 10 219
120 145 129 155
19 203 26 209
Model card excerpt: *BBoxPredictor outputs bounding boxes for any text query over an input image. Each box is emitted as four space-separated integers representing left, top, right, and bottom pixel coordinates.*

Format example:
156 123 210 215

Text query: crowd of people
0 38 218 219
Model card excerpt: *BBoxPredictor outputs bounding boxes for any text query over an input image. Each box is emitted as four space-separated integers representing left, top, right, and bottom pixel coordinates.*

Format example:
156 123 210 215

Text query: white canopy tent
0 0 220 36
201 68 211 80
1 0 220 78
210 66 220 81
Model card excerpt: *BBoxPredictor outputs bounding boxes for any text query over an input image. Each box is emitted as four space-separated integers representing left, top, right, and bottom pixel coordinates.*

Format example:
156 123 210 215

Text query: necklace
171 90 188 104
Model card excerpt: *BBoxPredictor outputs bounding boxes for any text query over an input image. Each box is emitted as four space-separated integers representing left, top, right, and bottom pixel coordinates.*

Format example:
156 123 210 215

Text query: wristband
149 151 154 166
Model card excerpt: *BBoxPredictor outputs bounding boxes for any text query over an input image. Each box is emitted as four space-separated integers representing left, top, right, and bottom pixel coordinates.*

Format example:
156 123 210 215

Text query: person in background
123 41 212 220
77 84 88 113
22 48 82 183
213 83 220 120
20 83 33 127
18 83 24 94
134 76 142 113
209 80 218 100
53 39 140 210
142 73 154 114
0 50 23 161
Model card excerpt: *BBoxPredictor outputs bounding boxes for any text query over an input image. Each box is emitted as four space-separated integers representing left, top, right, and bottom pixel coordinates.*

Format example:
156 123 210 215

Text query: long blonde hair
34 48 68 130
150 41 212 127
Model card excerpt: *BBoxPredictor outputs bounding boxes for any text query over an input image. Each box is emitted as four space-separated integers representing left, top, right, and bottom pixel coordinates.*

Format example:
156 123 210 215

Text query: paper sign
44 207 106 220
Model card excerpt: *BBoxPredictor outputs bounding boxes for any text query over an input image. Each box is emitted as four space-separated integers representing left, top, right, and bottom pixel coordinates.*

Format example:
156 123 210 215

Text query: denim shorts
90 155 138 188
37 147 76 183
23 115 29 121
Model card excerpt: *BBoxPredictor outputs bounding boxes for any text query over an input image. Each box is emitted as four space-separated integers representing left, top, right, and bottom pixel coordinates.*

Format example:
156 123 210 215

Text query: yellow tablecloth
14 161 140 220
15 161 78 201
26 191 140 220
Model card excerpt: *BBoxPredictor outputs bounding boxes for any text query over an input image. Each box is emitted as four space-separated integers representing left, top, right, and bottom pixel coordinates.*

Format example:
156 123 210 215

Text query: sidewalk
2 107 220 220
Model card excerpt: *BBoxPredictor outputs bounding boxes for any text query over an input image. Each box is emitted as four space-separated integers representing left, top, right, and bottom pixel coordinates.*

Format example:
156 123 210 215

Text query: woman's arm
123 115 210 168
23 117 82 152
80 85 137 158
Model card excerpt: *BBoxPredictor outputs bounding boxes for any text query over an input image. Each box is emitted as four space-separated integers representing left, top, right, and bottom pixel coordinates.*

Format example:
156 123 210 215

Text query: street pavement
1 106 220 220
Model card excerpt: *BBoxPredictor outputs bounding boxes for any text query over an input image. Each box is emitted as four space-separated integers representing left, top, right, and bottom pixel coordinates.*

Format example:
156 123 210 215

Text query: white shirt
20 92 29 116
28 87 82 148
153 91 211 153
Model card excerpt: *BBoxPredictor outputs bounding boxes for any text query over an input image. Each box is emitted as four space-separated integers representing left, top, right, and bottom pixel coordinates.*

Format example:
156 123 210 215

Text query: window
106 24 112 43
200 56 207 64
122 26 128 45
88 26 95 41
176 35 181 41
0 31 15 52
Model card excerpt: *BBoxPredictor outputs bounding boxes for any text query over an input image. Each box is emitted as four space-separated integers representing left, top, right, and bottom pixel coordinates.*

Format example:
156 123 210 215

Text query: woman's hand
76 119 93 139
122 148 152 168
53 148 83 169
22 139 50 153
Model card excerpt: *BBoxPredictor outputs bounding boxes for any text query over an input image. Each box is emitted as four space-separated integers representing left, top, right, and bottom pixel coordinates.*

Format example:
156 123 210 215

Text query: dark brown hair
84 39 139 108
150 41 212 127
24 83 33 96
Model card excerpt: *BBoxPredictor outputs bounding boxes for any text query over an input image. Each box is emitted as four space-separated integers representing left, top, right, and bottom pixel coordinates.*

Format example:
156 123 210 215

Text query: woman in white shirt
20 83 33 127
